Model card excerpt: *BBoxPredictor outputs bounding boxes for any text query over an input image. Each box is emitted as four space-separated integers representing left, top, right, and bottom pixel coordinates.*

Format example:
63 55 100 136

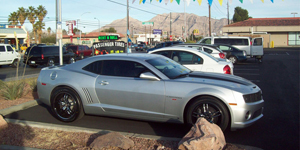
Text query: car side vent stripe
82 88 93 103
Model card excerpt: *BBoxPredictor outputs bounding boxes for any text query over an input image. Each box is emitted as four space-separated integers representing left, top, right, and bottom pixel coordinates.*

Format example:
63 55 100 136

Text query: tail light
219 53 225 59
41 54 44 60
76 51 79 55
250 41 252 46
223 65 231 74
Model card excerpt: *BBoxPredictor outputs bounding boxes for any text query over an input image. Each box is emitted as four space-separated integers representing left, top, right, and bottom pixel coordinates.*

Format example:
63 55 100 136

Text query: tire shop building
222 17 300 48
0 24 27 46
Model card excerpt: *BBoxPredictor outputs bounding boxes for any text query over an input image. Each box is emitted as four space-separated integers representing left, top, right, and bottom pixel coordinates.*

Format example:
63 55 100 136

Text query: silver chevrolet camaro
37 53 264 131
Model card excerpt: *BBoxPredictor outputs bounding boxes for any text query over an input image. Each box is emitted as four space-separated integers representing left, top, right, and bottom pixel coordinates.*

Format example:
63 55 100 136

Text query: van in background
198 36 263 62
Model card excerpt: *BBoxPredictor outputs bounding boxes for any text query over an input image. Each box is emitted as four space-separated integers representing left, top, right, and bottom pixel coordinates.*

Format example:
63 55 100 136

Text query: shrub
1 80 26 100
28 79 37 92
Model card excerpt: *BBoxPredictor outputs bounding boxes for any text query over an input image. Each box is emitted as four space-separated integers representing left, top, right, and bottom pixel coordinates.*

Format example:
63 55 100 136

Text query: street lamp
79 12 91 45
94 17 100 36
291 12 298 17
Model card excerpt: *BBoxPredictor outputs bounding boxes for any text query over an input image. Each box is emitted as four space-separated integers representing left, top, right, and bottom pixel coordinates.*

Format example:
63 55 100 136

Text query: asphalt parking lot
3 47 299 150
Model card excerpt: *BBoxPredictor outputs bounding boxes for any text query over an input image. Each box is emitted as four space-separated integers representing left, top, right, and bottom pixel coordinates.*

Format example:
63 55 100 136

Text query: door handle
99 81 109 85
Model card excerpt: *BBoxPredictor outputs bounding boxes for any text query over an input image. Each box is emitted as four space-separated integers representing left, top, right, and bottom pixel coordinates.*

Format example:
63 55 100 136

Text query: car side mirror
140 72 160 81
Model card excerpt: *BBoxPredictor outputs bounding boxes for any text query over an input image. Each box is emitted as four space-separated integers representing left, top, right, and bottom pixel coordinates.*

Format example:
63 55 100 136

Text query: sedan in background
149 47 234 75
214 44 247 64
37 53 264 131
135 44 147 51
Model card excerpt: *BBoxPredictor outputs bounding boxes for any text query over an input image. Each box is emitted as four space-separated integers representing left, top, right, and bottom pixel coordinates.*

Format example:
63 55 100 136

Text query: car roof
150 46 204 53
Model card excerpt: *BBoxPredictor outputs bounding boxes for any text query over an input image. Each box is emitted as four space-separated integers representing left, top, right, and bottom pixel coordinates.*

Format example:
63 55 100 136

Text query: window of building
288 32 300 46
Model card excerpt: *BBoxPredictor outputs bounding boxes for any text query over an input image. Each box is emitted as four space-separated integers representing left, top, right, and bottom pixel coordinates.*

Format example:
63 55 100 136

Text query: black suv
23 45 76 68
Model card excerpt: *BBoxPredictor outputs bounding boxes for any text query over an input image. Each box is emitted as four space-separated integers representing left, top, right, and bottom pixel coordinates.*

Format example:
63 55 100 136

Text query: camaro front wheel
51 87 84 122
185 96 229 131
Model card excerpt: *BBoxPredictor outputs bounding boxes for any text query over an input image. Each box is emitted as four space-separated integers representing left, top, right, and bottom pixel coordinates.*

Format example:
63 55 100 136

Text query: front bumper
230 99 264 130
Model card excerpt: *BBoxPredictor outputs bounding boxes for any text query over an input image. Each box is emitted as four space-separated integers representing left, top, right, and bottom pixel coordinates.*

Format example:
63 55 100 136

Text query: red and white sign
170 35 173 41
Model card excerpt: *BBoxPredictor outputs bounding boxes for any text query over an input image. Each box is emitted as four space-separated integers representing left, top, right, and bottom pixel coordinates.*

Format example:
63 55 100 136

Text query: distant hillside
92 13 229 37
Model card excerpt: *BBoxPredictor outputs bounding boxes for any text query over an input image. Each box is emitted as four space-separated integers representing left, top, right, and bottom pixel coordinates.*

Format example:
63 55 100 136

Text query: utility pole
209 3 211 37
126 0 129 52
170 12 172 40
227 0 229 25
184 1 187 42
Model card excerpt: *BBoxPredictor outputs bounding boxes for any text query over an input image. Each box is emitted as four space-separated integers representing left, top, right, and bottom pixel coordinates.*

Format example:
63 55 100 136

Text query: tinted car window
173 51 203 65
43 47 59 54
7 46 13 52
26 47 41 55
153 51 171 57
253 38 262 46
218 45 231 51
203 48 213 53
0 46 5 52
215 38 249 45
102 60 147 77
83 60 103 74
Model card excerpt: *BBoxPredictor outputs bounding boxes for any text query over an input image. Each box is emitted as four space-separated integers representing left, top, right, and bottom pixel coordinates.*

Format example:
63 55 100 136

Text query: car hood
173 71 257 92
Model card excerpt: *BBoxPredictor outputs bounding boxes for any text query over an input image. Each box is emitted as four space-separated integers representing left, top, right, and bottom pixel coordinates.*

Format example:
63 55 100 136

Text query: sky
0 0 299 33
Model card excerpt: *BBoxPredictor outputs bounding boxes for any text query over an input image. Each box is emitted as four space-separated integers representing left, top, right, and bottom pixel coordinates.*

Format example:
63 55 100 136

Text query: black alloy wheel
186 96 229 131
51 87 84 122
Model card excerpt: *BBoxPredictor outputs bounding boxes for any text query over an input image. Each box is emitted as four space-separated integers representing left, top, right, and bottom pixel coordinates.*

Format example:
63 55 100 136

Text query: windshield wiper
173 73 189 79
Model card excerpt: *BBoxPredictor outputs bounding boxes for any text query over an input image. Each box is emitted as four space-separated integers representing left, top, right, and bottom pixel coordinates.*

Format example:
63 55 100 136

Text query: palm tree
8 12 18 25
36 5 47 22
47 27 51 35
17 7 28 26
35 21 45 43
27 6 37 43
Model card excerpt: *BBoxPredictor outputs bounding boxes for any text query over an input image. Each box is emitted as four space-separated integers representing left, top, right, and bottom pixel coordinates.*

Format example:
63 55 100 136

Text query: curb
0 100 41 116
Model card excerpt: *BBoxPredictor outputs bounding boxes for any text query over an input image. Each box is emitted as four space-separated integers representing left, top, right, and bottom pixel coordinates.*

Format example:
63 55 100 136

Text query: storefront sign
153 29 162 34
93 41 125 55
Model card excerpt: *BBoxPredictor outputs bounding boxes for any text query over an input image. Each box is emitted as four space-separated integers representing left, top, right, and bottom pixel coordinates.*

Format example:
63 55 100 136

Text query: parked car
23 45 76 68
0 44 21 68
171 43 226 59
37 53 264 131
149 47 234 75
135 44 147 51
66 45 92 60
213 44 247 64
198 36 263 62
147 41 184 53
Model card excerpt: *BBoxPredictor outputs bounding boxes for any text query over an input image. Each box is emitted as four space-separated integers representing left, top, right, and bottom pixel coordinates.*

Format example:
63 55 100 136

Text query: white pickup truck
0 44 21 68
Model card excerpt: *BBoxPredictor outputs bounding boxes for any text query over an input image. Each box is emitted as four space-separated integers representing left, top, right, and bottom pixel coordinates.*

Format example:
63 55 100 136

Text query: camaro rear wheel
185 96 229 131
51 87 84 122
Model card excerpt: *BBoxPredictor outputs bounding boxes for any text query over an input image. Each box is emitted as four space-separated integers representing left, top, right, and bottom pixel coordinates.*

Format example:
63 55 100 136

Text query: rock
178 117 226 150
0 115 8 130
90 132 134 150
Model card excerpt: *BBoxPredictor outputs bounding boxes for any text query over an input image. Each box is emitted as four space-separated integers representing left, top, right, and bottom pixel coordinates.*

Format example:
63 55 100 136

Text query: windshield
146 57 191 79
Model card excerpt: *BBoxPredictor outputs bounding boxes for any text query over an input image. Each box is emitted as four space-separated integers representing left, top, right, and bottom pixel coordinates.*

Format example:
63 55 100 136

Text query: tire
47 59 55 67
11 59 19 68
69 57 75 64
228 56 237 64
51 87 84 122
80 54 84 60
185 96 230 131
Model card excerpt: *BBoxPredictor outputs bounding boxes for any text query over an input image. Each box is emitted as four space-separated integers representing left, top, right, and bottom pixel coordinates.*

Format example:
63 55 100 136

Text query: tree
17 7 28 26
35 21 45 44
36 5 47 22
47 27 51 35
73 27 81 34
8 12 18 25
232 7 252 23
101 27 117 33
27 6 37 43
62 29 67 35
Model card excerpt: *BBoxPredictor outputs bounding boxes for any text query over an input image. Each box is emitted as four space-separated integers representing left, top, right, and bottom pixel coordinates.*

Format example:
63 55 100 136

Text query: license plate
31 61 35 64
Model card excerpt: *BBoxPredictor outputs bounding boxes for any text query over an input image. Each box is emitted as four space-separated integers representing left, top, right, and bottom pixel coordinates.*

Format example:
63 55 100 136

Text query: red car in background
66 45 92 60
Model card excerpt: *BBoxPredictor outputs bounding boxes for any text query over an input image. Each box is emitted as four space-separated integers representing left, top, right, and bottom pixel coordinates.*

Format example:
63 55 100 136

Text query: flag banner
218 0 223 6
270 0 273 3
170 0 173 2
208 0 213 6
249 0 253 3
143 0 146 3
165 0 169 4
150 0 153 2
160 0 162 2
186 0 191 6
139 0 142 4
239 0 243 3
176 0 180 4
261 0 264 3
197 0 202 5
132 0 136 4
229 0 232 4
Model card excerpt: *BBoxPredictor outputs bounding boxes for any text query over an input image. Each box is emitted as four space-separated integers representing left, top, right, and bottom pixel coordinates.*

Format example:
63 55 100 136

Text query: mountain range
92 13 230 37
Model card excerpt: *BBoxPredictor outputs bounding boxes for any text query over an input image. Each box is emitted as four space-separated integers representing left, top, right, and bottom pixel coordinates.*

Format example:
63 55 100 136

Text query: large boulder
0 115 8 130
90 132 134 150
178 117 226 150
